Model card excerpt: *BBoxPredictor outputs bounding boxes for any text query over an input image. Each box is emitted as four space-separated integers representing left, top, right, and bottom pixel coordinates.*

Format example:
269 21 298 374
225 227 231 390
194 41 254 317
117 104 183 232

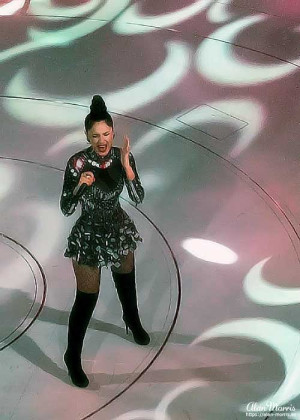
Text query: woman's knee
72 260 101 293
77 282 100 294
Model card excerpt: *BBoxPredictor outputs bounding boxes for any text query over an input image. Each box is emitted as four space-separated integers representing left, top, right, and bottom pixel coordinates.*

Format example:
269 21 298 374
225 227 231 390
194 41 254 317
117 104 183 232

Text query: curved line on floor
0 94 299 258
5 15 300 69
0 93 300 415
0 240 38 349
0 155 182 417
0 232 47 351
81 202 182 419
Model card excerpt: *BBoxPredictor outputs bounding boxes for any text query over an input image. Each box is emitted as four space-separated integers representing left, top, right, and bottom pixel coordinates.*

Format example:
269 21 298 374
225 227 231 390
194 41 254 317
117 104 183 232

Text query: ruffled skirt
64 208 142 268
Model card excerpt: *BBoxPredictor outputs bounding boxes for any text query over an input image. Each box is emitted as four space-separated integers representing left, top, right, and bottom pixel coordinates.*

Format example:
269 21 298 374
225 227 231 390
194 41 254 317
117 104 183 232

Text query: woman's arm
60 157 81 216
60 156 91 216
123 152 145 205
120 136 144 205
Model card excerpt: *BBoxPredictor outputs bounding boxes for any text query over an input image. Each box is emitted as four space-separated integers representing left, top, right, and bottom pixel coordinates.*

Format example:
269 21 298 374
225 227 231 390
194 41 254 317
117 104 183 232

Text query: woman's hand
121 135 135 181
121 135 130 169
79 171 95 186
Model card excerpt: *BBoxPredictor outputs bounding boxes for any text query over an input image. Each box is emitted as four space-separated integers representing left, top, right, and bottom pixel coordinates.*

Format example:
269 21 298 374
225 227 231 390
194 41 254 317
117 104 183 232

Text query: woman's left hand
121 135 130 169
121 135 135 181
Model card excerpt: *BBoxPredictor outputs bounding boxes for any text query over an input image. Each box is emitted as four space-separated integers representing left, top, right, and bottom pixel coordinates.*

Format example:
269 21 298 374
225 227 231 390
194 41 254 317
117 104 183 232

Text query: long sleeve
60 156 83 216
124 152 145 205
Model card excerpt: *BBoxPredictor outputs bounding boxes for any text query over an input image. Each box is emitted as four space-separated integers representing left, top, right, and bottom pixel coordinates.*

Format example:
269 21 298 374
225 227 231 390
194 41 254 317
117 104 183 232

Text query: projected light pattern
112 381 206 420
0 0 131 62
0 0 25 16
182 238 237 264
139 171 167 192
207 0 234 23
46 130 85 156
4 40 190 124
28 0 131 45
29 0 104 20
191 318 300 410
196 14 300 86
113 0 214 34
0 162 15 200
244 257 300 306
133 98 264 158
0 202 63 291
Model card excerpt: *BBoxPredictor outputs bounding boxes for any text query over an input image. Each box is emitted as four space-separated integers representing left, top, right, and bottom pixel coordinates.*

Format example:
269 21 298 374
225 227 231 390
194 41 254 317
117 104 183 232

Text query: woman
60 95 150 388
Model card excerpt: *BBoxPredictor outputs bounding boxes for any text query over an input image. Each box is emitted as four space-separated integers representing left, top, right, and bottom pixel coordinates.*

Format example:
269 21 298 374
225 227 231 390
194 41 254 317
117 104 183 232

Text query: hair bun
90 95 107 117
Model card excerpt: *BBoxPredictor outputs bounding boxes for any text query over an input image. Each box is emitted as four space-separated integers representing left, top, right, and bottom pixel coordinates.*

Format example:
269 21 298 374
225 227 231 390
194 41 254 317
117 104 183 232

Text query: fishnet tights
72 252 134 293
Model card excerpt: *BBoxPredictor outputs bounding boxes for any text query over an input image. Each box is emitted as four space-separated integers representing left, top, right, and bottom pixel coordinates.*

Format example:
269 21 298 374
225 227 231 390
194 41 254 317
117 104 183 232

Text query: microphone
71 157 92 198
73 182 88 198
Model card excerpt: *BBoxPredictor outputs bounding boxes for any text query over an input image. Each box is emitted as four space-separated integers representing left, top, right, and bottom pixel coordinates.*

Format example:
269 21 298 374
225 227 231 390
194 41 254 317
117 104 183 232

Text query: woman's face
87 121 114 157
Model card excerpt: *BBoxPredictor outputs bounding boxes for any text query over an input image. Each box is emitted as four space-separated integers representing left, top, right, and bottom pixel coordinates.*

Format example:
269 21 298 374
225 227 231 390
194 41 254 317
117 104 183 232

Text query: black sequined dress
60 146 144 268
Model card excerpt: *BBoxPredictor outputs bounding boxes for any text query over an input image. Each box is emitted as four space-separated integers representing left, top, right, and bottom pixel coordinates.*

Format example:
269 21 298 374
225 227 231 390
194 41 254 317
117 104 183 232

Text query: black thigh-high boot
64 289 99 387
112 267 150 345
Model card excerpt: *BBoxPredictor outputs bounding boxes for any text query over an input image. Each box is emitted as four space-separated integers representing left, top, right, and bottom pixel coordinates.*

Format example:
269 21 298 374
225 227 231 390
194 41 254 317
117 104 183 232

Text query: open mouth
97 145 107 153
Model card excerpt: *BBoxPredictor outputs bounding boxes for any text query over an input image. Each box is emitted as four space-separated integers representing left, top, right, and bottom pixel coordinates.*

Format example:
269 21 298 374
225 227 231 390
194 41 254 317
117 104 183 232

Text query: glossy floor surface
1 1 300 419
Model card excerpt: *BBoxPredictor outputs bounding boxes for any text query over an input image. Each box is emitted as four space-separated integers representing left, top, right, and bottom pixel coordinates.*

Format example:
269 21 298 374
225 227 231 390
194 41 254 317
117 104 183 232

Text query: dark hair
84 95 113 132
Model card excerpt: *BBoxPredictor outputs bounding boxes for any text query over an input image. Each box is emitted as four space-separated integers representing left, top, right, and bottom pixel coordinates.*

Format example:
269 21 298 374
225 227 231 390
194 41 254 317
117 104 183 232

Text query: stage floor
1 1 300 419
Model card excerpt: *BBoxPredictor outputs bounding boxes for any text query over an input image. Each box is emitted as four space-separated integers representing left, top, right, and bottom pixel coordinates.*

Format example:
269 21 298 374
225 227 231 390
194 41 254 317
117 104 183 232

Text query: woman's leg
72 259 101 293
112 251 134 274
64 260 101 387
111 252 150 345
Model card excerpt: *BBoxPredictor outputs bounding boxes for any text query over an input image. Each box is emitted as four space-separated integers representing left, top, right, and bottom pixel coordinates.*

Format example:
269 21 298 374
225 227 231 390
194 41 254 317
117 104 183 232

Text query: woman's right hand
79 171 95 186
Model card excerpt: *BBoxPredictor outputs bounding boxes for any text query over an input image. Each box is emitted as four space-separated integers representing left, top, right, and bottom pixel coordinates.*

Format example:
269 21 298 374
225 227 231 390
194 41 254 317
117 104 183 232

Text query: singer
60 95 150 388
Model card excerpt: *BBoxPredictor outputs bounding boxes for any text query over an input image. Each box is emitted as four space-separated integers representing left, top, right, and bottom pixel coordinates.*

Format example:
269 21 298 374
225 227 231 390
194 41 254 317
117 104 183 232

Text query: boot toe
64 352 89 388
69 371 89 388
130 327 150 345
